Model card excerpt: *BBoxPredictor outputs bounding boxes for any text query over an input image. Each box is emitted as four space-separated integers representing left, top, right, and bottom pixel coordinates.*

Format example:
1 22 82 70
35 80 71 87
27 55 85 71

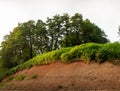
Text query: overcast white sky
0 0 120 44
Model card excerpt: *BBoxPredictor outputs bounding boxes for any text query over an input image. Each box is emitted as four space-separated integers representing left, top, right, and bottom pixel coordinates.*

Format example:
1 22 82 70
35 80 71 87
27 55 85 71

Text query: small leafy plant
30 74 38 79
16 75 27 81
7 76 14 82
0 83 4 89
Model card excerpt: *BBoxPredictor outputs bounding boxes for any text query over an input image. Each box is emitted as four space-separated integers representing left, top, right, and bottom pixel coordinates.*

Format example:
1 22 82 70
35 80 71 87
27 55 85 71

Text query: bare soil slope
1 61 120 91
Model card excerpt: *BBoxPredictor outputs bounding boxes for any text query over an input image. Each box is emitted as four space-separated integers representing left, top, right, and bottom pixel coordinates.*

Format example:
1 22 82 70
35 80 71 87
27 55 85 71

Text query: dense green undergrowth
0 42 120 82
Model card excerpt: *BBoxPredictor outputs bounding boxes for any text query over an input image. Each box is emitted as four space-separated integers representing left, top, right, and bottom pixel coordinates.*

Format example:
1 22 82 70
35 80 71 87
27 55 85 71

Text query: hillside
1 61 120 91
0 42 120 91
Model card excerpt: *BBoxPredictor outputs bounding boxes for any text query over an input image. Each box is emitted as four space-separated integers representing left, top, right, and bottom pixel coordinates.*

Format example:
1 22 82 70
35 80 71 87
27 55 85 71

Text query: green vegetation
0 13 108 69
15 75 27 81
96 42 120 63
0 83 4 88
6 76 14 82
1 13 120 84
0 42 120 82
61 43 102 63
30 74 38 79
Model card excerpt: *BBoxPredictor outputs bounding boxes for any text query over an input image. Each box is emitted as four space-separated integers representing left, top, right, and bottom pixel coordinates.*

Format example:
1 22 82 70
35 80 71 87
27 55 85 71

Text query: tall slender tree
34 20 48 54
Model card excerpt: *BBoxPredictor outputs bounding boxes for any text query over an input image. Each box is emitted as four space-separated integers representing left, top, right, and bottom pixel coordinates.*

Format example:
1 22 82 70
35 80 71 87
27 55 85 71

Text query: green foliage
61 53 72 63
80 43 102 63
16 75 27 81
1 42 120 82
61 14 109 47
0 13 108 69
61 43 102 63
0 20 36 68
96 42 120 63
22 47 71 67
6 76 14 82
0 68 8 82
30 74 38 79
0 47 71 80
0 68 7 75
0 83 4 88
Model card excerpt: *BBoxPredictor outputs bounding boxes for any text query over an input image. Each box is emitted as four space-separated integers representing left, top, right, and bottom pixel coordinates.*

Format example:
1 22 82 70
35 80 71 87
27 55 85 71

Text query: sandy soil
1 61 120 91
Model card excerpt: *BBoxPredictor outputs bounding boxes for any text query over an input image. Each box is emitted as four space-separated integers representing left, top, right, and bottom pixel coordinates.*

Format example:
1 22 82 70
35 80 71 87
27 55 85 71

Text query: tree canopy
0 13 109 68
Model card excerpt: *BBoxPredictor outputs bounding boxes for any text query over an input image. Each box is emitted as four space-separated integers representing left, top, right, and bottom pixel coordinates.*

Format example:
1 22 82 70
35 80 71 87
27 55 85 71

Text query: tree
0 20 36 68
81 19 109 43
61 13 109 47
46 14 66 50
0 29 23 68
60 13 71 47
0 13 109 69
21 20 36 59
34 20 49 54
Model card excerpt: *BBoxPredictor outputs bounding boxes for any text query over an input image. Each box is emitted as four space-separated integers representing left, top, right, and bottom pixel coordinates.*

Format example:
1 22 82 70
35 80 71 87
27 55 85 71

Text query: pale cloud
0 0 120 43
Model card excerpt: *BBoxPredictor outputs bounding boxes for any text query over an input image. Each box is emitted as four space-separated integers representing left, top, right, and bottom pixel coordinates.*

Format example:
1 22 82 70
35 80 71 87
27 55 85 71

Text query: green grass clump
0 83 4 89
15 75 27 81
1 42 120 82
6 76 14 82
30 74 38 79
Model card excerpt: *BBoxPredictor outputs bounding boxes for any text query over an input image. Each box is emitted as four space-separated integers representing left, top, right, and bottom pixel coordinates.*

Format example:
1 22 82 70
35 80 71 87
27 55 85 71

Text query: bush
80 43 102 63
6 76 14 82
96 42 120 63
61 43 101 63
30 74 38 79
0 83 4 89
61 53 72 63
16 75 27 81
61 45 85 62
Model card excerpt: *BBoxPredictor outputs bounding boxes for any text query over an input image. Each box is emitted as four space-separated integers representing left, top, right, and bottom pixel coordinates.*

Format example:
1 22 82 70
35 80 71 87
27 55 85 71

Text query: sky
0 0 120 44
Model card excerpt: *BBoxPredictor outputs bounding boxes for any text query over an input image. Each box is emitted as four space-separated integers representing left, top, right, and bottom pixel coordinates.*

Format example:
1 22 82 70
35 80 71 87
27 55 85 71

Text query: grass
1 42 120 82
15 75 27 81
6 76 14 82
30 74 38 79
0 83 4 89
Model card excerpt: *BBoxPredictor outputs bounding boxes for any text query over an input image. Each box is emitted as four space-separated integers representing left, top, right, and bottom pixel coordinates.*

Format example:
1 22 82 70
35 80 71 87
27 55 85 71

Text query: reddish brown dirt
1 61 120 91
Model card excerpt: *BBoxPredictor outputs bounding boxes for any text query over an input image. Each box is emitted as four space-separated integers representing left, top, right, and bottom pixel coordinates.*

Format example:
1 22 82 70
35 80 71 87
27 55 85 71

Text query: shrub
80 43 102 63
61 43 101 63
16 75 27 81
30 74 38 79
50 48 71 60
61 45 85 62
0 83 4 89
96 42 120 63
61 53 72 63
6 76 14 82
